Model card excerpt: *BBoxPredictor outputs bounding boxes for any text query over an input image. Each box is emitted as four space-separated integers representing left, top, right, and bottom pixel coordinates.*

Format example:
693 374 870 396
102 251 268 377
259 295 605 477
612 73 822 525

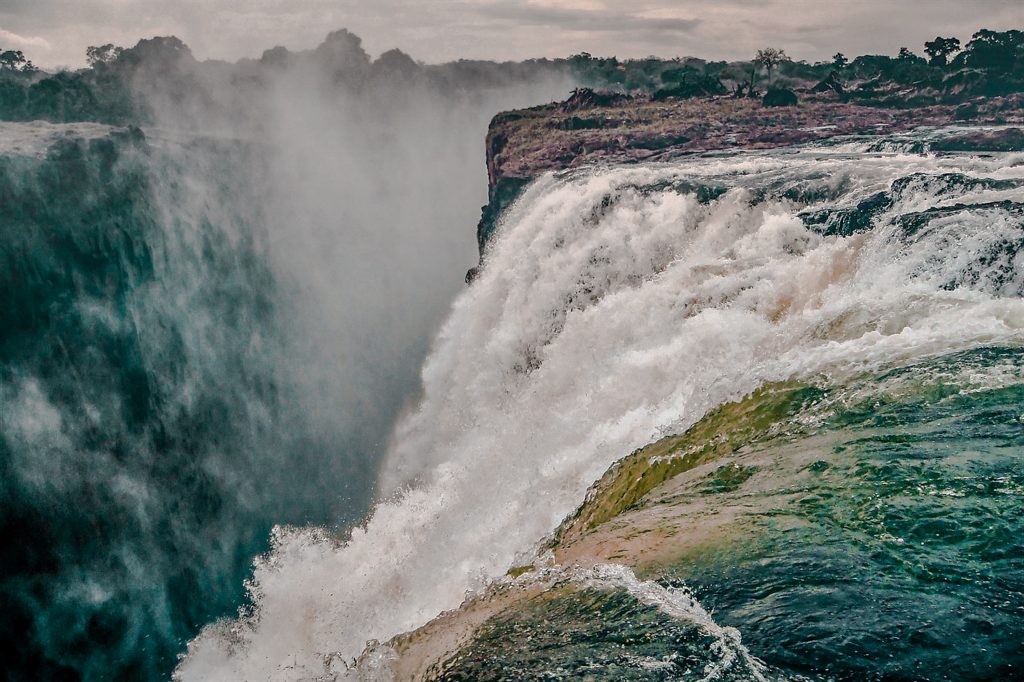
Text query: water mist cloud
0 29 573 680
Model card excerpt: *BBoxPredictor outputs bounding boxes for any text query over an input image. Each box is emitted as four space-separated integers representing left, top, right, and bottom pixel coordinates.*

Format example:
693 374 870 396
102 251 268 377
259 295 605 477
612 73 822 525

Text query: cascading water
0 67 571 679
1 128 290 678
176 129 1024 680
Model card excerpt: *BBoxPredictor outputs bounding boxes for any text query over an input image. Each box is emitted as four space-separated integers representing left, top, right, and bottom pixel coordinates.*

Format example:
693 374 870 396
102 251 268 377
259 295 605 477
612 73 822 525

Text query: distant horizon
2 0 1020 70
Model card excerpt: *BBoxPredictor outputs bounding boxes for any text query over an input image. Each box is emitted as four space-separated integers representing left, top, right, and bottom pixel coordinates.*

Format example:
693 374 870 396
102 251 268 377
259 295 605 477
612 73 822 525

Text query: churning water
171 129 1024 680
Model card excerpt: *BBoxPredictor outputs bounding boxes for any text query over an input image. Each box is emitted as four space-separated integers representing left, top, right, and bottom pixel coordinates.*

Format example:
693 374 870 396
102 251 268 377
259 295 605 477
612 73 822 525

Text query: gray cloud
478 2 700 34
0 26 51 50
1 0 1021 69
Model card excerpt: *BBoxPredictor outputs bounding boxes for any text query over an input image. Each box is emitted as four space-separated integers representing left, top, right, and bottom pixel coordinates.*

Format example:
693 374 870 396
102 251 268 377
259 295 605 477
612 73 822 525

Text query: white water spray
177 137 1024 680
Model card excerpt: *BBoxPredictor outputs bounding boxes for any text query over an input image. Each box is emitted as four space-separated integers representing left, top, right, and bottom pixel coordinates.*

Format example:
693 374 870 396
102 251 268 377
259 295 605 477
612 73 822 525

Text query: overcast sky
1 0 1021 69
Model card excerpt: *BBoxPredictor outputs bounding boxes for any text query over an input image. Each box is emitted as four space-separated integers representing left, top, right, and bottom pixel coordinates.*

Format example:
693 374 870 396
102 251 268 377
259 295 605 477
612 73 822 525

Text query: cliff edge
468 89 1024 281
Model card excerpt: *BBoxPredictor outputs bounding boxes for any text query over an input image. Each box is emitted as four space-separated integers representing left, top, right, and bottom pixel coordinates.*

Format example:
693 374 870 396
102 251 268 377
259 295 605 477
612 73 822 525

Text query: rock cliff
469 89 1024 279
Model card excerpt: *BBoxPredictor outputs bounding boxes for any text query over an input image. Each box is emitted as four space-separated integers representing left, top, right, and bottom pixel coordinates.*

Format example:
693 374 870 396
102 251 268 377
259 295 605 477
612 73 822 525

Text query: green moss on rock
554 382 825 544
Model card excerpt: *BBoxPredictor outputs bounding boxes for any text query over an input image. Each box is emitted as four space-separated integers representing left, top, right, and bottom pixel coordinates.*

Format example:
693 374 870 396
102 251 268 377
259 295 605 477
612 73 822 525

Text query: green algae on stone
505 564 535 579
555 382 825 544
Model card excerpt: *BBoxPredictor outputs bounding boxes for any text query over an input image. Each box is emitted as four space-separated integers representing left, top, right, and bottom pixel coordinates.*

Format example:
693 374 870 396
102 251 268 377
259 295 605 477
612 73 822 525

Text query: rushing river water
173 127 1024 680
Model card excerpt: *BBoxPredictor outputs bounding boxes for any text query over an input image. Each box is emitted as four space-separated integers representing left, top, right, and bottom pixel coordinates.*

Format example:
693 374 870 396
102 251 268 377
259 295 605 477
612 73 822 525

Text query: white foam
573 563 769 682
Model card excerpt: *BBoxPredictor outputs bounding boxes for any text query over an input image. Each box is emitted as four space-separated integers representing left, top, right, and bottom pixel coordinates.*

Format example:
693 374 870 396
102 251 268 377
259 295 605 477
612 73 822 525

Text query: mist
0 28 572 679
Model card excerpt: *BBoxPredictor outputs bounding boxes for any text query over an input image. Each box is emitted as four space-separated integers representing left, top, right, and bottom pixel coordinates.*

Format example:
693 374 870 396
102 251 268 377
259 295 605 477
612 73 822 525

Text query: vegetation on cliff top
1 28 1022 126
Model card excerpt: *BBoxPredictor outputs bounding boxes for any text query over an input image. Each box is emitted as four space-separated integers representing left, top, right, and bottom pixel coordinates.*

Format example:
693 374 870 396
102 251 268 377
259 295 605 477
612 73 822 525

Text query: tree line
0 28 1022 124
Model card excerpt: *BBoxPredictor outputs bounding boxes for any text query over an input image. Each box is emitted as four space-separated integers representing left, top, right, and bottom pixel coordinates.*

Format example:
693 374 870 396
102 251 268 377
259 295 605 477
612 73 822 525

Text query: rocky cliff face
469 90 1024 278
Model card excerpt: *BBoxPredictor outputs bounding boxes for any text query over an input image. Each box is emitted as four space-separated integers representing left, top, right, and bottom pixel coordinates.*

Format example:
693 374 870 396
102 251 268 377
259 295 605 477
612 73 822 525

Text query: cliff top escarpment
470 90 1024 273
486 92 1024 184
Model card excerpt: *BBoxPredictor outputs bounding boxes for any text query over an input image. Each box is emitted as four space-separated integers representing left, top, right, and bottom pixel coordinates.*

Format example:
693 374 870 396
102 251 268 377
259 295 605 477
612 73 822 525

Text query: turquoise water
681 349 1024 680
437 348 1023 680
434 588 767 681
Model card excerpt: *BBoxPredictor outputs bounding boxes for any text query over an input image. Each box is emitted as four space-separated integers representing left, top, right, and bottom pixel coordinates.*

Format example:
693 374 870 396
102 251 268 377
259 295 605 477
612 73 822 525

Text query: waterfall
176 131 1024 680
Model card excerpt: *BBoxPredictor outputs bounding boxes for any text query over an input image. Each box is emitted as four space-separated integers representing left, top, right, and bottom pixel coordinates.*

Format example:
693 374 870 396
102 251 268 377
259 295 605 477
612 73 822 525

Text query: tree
260 45 292 68
961 29 1024 71
374 48 419 78
923 36 961 67
26 72 99 121
0 49 27 71
897 47 916 61
313 29 371 73
755 47 787 85
116 36 194 69
86 44 124 68
832 52 848 69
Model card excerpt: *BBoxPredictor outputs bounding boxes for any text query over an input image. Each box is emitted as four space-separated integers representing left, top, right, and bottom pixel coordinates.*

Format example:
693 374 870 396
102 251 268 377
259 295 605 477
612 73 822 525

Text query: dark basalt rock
763 88 799 107
800 191 892 237
628 134 691 151
954 102 980 120
930 127 1024 152
651 76 726 101
556 116 607 131
812 71 845 96
561 88 632 111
